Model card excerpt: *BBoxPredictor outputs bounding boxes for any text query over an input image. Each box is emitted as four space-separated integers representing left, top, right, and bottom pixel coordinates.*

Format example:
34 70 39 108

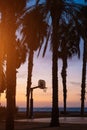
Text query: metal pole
30 89 33 118
29 83 46 118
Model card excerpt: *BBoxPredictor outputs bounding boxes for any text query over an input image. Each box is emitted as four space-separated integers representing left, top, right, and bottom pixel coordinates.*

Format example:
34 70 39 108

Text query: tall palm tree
23 0 62 124
46 0 82 126
81 39 87 116
30 0 82 126
66 3 87 116
76 5 87 116
21 6 48 118
80 5 87 116
49 0 64 126
0 1 27 130
63 2 87 117
58 23 80 115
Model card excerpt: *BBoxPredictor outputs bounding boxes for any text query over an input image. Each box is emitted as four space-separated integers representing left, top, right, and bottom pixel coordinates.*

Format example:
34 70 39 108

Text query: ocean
18 107 87 112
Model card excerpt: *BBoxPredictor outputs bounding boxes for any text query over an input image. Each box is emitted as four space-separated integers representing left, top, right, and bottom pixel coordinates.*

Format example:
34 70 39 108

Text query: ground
0 111 87 130
0 121 87 130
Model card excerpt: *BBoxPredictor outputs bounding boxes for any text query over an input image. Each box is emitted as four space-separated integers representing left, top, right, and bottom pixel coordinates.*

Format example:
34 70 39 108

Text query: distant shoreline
1 107 87 120
18 107 87 112
15 107 87 120
16 111 87 119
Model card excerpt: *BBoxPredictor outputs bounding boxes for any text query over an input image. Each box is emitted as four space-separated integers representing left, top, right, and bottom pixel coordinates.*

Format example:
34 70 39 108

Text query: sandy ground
0 121 87 130
0 112 87 130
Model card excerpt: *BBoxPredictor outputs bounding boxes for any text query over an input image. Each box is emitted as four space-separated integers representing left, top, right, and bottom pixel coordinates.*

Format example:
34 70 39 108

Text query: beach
0 111 87 130
15 111 87 119
0 121 87 130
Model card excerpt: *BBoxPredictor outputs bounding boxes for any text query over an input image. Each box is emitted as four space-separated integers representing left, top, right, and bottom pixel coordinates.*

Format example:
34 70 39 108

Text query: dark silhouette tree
21 6 48 118
45 0 82 126
71 3 87 116
32 0 82 126
58 22 80 116
65 3 87 116
66 3 87 116
81 39 87 116
0 1 83 129
49 0 63 126
80 6 87 116
0 1 27 130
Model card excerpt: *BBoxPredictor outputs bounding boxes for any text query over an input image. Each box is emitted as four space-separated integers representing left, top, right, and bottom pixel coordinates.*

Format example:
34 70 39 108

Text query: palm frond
42 26 51 57
21 5 49 52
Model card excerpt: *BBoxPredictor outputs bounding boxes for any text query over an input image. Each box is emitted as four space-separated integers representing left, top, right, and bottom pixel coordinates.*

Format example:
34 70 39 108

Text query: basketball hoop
38 80 46 89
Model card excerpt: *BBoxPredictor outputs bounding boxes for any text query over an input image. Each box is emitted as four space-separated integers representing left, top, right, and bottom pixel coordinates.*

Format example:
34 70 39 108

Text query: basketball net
43 87 47 92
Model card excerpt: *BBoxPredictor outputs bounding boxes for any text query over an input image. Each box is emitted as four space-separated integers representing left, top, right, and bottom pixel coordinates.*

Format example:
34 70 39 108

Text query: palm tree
58 23 80 115
66 3 87 116
49 0 63 126
21 6 48 118
76 5 87 116
29 0 82 126
81 40 87 116
23 0 62 125
80 6 87 116
0 1 27 130
46 0 82 126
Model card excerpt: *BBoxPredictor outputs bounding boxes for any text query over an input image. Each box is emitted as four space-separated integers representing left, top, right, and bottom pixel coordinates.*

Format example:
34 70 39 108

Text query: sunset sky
0 0 87 108
1 39 86 108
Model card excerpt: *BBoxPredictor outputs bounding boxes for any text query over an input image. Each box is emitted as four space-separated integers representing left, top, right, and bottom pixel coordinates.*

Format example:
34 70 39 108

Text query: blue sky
74 0 86 5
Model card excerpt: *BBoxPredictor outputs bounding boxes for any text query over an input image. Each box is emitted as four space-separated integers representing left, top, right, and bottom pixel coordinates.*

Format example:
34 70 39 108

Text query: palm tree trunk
81 41 87 116
50 1 60 126
61 55 67 116
6 50 16 130
26 50 34 118
5 5 17 129
51 40 59 126
50 0 63 126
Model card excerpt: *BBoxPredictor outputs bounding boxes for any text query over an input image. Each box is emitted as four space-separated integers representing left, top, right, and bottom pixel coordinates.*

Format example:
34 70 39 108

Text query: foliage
21 5 49 51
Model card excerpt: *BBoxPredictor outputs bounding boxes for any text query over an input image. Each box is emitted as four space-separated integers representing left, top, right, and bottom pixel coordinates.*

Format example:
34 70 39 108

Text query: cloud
70 81 81 86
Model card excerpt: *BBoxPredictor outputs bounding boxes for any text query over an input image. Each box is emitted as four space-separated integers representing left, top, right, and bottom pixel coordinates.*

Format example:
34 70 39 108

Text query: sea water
18 107 87 112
